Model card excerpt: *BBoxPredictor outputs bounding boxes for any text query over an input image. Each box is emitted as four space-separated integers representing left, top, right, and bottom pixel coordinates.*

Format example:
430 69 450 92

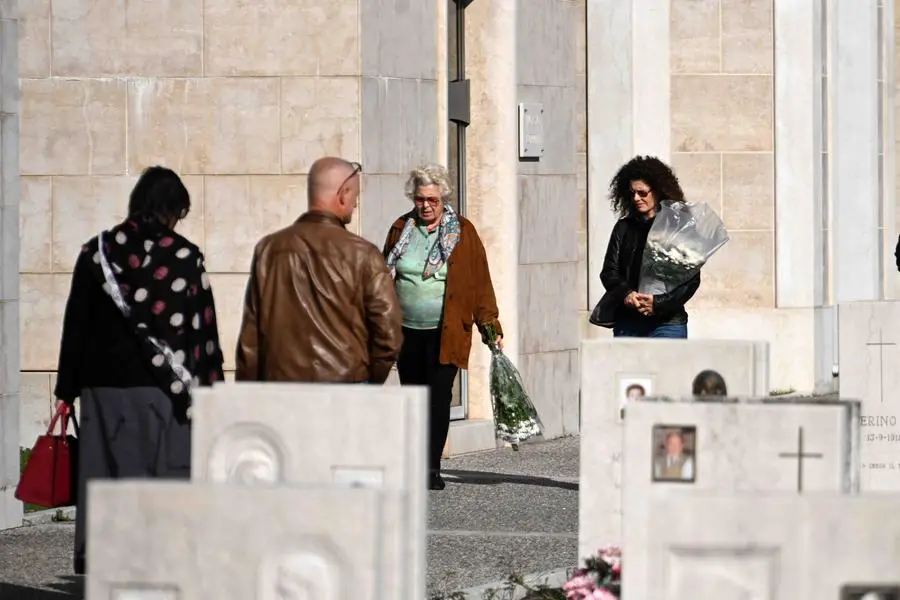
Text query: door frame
448 0 472 421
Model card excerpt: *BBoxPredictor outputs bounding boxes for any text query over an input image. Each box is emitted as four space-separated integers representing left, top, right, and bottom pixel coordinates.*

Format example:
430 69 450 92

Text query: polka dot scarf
83 219 225 421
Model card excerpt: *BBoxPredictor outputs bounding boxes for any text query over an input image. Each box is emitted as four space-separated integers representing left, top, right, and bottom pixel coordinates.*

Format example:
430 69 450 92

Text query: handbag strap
66 411 80 437
47 403 80 437
47 403 68 436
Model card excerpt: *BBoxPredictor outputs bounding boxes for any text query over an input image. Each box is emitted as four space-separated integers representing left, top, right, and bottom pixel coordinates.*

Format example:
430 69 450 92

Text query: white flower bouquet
638 200 729 295
484 325 543 450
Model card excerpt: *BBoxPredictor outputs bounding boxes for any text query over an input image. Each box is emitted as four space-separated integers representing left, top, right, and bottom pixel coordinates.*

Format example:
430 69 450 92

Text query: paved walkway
0 436 579 599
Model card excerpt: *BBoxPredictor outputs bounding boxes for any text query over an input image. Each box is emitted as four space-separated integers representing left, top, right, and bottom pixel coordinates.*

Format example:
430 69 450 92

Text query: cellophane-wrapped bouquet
485 325 543 450
638 200 729 295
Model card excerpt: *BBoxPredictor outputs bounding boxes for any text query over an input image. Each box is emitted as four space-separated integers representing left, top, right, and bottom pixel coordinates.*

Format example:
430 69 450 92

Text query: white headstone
838 301 900 490
578 338 769 557
635 494 900 599
189 382 428 600
619 398 861 595
87 481 391 600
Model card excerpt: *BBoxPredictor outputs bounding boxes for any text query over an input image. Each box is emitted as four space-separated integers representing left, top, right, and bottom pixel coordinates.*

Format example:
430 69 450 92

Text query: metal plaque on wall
518 102 544 159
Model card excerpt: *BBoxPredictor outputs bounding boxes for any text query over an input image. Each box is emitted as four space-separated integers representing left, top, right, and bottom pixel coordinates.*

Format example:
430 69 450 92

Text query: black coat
595 215 700 328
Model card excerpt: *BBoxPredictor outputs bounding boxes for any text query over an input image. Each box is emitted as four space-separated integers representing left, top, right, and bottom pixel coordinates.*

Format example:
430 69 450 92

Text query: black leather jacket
600 215 700 326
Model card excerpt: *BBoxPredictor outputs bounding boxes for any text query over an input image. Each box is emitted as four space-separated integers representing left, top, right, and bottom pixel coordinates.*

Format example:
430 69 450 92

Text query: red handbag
15 403 80 508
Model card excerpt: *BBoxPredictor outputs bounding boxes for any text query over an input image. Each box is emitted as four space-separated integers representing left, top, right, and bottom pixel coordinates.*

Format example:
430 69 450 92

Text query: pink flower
564 574 597 599
591 589 617 600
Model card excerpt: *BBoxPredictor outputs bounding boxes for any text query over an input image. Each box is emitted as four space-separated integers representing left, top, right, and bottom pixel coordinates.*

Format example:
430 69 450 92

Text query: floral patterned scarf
385 203 461 280
82 218 225 421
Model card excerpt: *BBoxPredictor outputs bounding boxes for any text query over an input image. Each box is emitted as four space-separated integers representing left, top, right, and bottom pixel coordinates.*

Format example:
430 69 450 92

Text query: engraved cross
778 426 823 493
866 329 896 405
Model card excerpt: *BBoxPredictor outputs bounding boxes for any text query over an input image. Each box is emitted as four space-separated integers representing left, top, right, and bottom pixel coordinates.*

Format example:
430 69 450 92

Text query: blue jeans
613 322 688 339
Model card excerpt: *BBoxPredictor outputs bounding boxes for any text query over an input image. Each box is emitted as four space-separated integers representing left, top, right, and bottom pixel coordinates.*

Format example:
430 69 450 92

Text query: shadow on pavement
443 469 578 491
0 577 83 600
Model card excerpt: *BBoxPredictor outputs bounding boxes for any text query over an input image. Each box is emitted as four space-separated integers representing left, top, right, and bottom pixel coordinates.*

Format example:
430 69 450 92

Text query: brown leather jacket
236 211 403 383
383 215 502 370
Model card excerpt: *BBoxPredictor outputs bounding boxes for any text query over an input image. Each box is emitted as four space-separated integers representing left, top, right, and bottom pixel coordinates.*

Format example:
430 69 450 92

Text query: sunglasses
337 161 363 193
632 189 651 198
414 195 441 207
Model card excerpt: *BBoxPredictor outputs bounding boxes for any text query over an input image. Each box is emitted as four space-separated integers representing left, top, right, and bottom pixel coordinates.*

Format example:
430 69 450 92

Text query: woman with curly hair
595 155 700 338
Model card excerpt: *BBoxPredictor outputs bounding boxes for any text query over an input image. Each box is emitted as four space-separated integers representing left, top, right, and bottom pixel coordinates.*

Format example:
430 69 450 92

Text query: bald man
235 157 403 383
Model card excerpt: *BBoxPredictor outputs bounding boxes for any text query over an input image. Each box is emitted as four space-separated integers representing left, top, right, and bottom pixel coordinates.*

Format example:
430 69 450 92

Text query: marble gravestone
189 382 429 600
618 398 861 594
578 338 769 558
838 301 900 491
87 481 389 600
636 494 900 599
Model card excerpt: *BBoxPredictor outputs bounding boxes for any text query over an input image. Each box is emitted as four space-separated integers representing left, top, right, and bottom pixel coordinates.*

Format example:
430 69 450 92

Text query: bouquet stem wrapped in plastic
484 325 543 450
638 200 729 295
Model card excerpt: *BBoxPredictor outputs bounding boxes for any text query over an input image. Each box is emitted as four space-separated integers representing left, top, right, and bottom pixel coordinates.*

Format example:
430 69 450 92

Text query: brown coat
383 215 502 370
236 211 403 384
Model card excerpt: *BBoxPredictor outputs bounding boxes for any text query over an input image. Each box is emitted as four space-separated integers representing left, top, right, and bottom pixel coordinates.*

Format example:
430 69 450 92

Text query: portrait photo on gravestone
651 425 696 484
617 374 653 421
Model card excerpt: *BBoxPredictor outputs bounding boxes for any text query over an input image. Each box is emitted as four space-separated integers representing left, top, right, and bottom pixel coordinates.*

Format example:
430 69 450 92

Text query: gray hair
404 164 453 201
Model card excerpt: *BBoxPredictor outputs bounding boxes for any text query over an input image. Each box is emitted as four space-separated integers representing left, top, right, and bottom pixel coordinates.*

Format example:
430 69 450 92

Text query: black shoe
429 472 446 490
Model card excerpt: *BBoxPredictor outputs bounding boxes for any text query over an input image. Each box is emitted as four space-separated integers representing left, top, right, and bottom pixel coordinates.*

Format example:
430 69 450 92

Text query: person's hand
637 294 655 316
624 291 641 307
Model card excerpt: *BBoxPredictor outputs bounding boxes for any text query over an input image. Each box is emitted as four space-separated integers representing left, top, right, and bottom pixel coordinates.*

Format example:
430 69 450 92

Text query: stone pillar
0 0 20 531
774 0 826 309
631 0 670 160
773 0 834 392
831 0 881 303
585 0 670 312
463 0 518 420
585 0 632 310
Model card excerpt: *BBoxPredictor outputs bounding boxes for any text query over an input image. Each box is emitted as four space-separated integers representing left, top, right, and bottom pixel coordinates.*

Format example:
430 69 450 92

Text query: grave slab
620 398 860 595
637 493 900 599
86 481 388 600
578 338 769 558
838 301 900 490
189 382 428 600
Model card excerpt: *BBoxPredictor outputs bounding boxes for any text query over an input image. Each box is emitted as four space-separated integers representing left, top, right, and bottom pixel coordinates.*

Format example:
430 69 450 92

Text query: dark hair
692 370 728 397
608 155 686 218
625 383 646 396
128 166 190 224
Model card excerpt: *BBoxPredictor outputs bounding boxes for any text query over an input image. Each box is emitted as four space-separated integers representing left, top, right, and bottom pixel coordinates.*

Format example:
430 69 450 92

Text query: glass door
448 0 469 421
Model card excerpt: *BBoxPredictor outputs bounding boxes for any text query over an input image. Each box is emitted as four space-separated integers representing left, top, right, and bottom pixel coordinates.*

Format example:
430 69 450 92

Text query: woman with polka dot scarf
54 166 225 575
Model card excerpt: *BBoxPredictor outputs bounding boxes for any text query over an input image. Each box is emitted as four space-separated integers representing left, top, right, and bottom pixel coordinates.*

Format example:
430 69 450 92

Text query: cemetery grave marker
633 494 900 599
617 397 861 593
838 301 900 490
87 481 389 600
190 382 429 600
579 338 770 558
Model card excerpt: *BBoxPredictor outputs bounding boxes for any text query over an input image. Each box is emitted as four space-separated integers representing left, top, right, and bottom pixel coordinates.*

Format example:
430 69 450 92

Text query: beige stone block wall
670 0 775 309
575 0 588 313
17 0 440 426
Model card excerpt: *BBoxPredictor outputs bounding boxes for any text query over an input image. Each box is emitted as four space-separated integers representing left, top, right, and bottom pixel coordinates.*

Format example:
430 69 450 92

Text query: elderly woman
597 155 700 338
54 166 225 574
383 164 502 490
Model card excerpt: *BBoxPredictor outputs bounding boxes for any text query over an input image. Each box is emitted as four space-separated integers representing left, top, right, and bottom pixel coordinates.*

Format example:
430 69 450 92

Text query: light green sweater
395 225 448 330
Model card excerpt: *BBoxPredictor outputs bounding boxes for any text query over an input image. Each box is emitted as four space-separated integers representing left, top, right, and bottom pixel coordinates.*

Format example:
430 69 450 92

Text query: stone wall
515 0 579 437
669 0 775 310
16 0 437 443
0 0 20 530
